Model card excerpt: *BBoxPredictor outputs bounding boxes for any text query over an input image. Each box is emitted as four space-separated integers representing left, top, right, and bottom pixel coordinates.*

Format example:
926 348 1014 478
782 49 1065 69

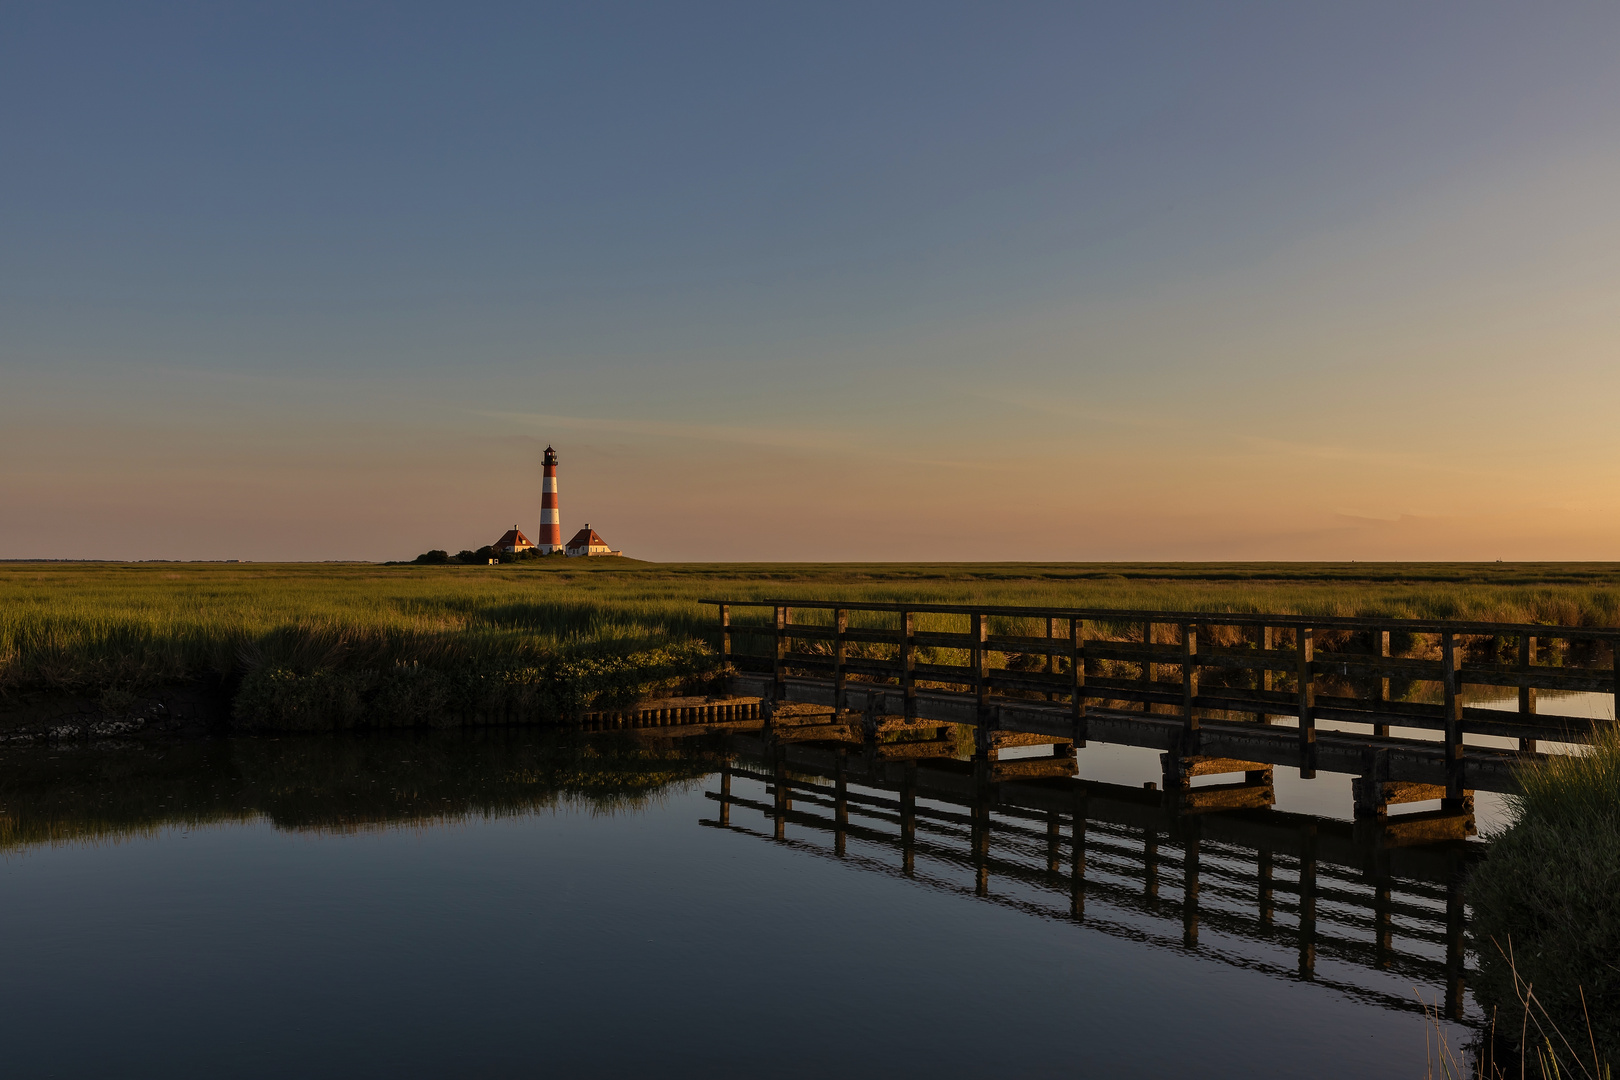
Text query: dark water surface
0 731 1478 1078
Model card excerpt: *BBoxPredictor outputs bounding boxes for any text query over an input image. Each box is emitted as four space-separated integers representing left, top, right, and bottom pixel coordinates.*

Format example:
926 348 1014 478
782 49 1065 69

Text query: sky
4 2 1620 562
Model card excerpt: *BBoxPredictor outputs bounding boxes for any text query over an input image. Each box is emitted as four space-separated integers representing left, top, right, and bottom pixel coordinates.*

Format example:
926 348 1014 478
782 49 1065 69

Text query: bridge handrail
699 597 1620 639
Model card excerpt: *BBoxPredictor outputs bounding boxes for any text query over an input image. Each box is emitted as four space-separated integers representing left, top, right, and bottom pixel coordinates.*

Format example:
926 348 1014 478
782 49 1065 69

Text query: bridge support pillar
1354 748 1474 820
1352 779 1472 818
1161 755 1275 814
1160 755 1272 788
973 705 1001 761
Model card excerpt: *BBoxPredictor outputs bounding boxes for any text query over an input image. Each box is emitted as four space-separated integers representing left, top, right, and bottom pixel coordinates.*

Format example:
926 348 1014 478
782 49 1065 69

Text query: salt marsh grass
4 560 1619 723
8 559 1620 692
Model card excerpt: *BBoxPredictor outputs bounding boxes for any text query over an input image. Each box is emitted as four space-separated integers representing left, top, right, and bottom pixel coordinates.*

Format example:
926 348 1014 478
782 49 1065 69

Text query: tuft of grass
1470 724 1620 1070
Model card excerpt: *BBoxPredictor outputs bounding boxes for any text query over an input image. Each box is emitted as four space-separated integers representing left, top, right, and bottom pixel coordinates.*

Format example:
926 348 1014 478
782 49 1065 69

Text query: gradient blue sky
5 3 1620 561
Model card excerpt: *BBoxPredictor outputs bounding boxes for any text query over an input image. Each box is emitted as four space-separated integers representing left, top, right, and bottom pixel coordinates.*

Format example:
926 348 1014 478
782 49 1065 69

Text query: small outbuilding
564 525 621 558
495 526 534 555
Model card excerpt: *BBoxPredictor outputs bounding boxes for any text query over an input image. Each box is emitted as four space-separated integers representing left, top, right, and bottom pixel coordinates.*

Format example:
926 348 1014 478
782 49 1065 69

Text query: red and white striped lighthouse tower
538 446 562 553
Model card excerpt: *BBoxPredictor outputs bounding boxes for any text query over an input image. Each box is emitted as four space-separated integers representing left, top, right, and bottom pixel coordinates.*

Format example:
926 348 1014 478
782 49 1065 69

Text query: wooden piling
773 605 788 703
1180 622 1198 757
1442 632 1465 808
972 612 988 711
1069 617 1087 745
833 607 848 712
1297 627 1316 778
1141 621 1153 714
901 610 917 721
1373 629 1390 738
1256 625 1273 723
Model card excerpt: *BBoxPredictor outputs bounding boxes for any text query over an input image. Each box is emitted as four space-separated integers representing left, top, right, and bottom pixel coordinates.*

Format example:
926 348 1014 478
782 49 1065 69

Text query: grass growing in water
1470 724 1620 1072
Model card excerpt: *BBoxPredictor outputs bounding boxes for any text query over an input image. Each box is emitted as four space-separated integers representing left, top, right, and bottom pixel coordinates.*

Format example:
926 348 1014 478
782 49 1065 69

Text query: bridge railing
704 598 1619 795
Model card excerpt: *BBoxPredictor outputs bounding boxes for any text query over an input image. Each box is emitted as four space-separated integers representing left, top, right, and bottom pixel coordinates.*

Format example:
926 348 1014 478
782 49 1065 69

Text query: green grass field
6 559 1620 724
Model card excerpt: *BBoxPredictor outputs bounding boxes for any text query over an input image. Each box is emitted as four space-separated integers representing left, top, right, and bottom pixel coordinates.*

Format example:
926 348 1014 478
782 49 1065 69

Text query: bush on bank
1469 724 1620 1068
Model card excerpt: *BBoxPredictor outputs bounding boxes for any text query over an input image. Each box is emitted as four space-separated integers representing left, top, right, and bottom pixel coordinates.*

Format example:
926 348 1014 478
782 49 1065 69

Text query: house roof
565 527 606 548
497 528 533 548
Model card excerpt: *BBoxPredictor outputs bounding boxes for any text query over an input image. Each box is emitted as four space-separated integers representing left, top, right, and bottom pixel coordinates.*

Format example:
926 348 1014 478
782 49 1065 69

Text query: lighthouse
538 446 562 553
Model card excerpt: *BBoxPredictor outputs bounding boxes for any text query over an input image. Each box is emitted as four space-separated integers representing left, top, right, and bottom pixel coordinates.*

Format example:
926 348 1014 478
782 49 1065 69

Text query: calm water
0 730 1482 1078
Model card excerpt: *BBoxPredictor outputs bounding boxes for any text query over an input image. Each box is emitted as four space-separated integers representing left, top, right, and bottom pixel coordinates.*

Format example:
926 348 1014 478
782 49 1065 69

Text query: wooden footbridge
703 735 1478 1019
700 599 1618 835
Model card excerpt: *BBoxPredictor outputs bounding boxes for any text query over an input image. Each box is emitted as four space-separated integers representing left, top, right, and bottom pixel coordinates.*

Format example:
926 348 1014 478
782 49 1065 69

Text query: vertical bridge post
1519 634 1537 754
972 610 989 713
1181 622 1199 757
1070 617 1086 746
1256 624 1272 723
833 607 848 712
719 603 731 665
1373 628 1390 738
1141 621 1154 714
901 611 916 720
1044 616 1057 701
773 605 789 704
1297 627 1316 778
1443 632 1464 808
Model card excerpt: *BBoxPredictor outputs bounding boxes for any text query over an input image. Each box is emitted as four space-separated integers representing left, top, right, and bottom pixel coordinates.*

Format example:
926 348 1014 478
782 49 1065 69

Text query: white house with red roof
495 527 534 555
564 525 620 557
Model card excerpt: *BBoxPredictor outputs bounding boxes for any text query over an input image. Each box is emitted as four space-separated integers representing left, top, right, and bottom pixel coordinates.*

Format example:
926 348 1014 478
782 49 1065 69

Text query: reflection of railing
706 599 1620 815
703 734 1477 1020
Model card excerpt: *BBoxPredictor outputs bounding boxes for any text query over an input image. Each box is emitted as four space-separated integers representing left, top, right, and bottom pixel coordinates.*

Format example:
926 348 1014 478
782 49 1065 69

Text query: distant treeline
408 545 568 566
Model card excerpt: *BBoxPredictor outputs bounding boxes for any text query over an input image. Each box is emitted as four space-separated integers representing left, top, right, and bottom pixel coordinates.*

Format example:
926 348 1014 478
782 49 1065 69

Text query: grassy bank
5 560 1620 730
1470 726 1620 1071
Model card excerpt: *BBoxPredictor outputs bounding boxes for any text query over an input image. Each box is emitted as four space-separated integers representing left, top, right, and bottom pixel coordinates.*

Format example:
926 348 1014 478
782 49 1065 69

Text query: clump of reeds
1420 942 1613 1079
1469 724 1620 1069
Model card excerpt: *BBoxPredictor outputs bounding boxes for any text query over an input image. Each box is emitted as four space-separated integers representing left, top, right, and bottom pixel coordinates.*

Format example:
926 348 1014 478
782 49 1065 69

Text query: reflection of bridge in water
700 730 1477 1021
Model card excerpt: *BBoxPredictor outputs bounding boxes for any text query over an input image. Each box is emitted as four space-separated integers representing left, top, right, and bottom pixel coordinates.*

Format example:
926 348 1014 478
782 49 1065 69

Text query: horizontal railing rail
702 597 1620 639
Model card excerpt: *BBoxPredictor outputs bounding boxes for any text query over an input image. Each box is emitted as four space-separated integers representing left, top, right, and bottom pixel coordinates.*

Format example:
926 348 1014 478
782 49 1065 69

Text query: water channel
0 727 1496 1077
